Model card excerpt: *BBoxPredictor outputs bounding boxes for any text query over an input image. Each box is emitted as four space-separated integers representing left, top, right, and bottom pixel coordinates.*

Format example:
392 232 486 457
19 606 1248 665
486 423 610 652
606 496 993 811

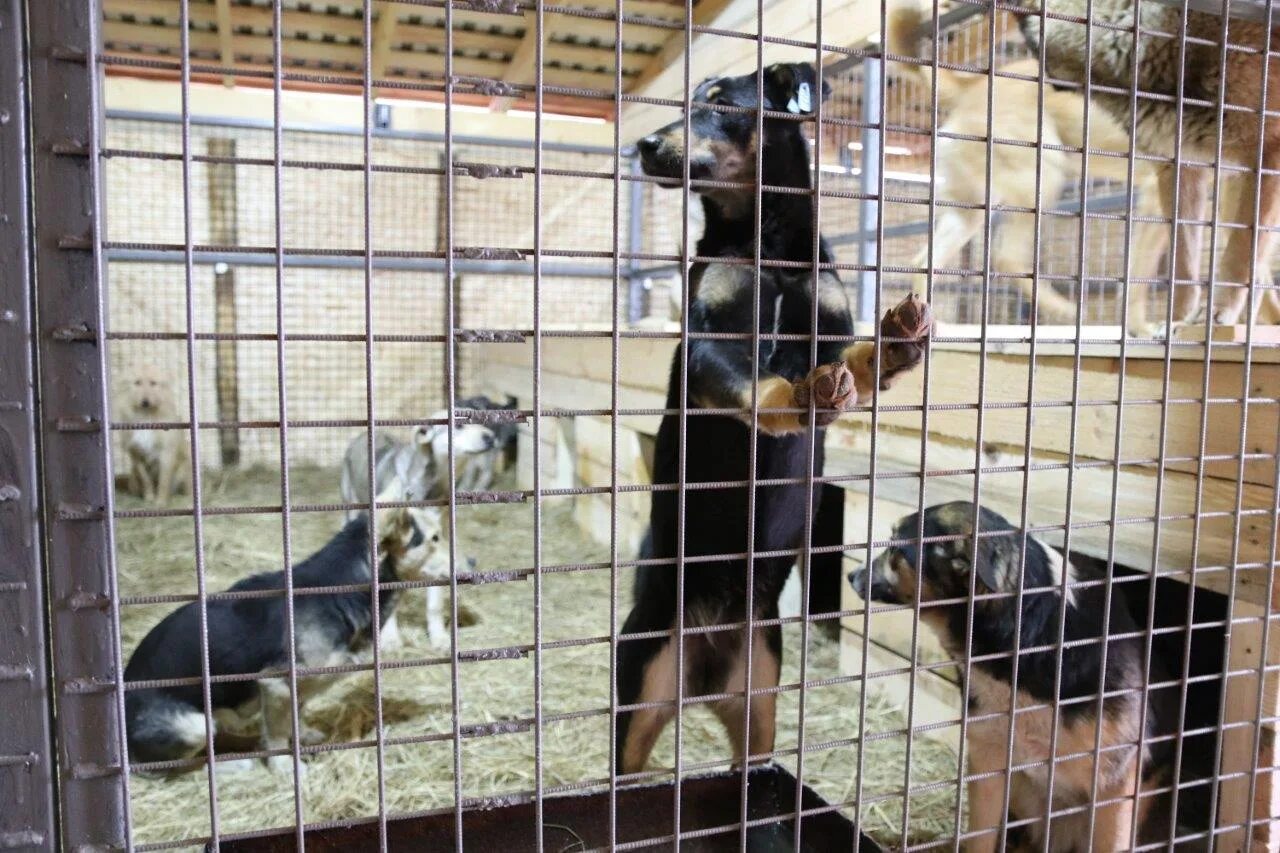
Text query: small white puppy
123 364 190 504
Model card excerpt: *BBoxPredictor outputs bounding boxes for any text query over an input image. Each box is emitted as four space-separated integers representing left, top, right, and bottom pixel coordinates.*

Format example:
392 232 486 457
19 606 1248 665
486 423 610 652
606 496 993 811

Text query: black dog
616 62 932 774
849 502 1173 850
124 506 446 773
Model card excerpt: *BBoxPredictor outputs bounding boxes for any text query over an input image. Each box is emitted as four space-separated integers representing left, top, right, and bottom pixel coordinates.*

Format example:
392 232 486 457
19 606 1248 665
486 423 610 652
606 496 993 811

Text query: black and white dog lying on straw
124 499 449 774
849 502 1173 852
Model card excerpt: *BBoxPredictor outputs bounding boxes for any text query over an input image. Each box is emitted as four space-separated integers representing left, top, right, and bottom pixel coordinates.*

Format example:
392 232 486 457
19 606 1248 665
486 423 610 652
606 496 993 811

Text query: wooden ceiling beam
491 12 544 112
213 0 233 86
370 1 403 97
628 0 742 94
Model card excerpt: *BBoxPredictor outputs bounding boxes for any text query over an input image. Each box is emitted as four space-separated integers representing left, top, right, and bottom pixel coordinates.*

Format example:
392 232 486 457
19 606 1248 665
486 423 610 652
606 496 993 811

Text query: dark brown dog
850 502 1172 851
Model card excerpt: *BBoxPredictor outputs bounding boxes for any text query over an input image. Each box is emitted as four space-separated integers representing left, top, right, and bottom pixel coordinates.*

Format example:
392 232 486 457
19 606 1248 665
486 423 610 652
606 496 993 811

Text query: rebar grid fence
9 0 1280 851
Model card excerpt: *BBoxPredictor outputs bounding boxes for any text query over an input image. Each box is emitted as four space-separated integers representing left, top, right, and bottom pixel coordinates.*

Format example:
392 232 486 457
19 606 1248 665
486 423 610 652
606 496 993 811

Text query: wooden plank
103 20 511 81
485 335 1279 487
370 1 402 93
1217 599 1280 852
213 0 233 86
1175 323 1280 345
825 426 1279 608
869 348 1279 488
628 0 742 95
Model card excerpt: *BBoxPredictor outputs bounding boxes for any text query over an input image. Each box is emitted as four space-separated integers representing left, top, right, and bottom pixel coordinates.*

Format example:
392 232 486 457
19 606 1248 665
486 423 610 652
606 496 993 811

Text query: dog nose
139 397 151 410
637 135 662 158
847 568 868 599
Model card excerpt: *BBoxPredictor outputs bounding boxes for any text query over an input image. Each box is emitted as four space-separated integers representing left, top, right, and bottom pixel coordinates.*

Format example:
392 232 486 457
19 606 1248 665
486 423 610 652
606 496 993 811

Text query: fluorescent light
811 163 934 184
885 170 933 184
508 109 607 124
846 141 914 155
374 97 491 113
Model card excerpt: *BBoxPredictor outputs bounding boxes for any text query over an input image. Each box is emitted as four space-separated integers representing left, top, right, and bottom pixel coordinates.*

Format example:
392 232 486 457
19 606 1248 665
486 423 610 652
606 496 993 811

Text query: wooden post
207 137 241 466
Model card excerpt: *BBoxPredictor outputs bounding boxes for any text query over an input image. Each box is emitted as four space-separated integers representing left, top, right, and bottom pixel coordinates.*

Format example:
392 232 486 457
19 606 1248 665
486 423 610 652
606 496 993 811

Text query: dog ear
372 482 410 542
967 533 1019 593
763 63 831 114
413 424 442 454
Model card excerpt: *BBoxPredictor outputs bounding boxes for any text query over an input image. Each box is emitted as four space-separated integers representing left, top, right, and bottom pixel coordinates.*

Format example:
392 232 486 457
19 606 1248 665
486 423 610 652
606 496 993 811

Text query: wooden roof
102 0 726 117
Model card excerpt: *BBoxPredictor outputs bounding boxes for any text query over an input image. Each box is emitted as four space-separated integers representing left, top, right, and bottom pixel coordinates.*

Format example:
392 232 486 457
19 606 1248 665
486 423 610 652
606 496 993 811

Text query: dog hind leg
616 635 678 774
709 624 781 766
1213 153 1280 326
258 678 304 776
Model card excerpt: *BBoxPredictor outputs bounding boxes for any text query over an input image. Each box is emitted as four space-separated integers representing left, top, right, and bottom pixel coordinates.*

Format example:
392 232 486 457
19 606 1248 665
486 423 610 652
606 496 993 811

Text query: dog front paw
792 362 855 426
299 725 327 746
267 754 304 777
878 293 933 388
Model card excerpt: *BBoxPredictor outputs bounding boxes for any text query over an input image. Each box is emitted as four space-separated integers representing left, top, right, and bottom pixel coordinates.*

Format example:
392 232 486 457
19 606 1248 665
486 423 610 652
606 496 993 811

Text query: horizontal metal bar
828 192 1141 248
105 248 618 278
105 109 621 155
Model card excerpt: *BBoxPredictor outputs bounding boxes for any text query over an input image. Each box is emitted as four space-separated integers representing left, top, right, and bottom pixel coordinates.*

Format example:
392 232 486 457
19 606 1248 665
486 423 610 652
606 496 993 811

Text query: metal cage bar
0 0 57 849
11 0 1280 848
27 0 132 848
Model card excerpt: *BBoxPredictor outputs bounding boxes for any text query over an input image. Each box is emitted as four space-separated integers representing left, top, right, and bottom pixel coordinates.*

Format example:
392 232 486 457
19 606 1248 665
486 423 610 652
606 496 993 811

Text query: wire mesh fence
8 0 1280 850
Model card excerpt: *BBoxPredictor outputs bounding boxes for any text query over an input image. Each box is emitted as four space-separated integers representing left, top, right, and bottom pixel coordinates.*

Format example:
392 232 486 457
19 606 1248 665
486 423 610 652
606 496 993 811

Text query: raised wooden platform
476 324 1280 849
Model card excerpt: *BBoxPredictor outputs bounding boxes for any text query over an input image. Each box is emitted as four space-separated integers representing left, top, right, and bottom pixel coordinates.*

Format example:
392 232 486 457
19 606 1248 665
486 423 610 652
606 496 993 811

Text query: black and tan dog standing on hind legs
616 62 933 775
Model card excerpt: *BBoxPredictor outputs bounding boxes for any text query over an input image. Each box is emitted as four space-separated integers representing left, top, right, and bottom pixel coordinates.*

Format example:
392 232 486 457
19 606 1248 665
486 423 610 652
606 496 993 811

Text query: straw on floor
116 465 961 849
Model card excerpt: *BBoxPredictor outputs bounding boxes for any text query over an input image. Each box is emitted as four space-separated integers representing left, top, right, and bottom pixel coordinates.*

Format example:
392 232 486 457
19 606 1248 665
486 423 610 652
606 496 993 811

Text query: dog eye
431 534 440 543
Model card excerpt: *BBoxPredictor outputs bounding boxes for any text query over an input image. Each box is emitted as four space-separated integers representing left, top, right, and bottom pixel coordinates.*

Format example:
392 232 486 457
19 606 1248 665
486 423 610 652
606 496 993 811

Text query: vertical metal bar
950 8 1000 850
996 1 1052 846
176 1 224 844
608 0 624 845
850 50 886 852
28 0 132 848
792 2 826 844
1153 3 1196 844
1088 1 1146 844
440 2 466 849
1210 0 1273 841
856 60 882 325
626 158 646 325
1039 0 1098 841
531 1 546 849
1239 8 1280 835
0 1 56 848
268 0 307 844
1171 0 1232 837
672 0 693 841
360 2 390 847
906 1 946 845
737 0 767 844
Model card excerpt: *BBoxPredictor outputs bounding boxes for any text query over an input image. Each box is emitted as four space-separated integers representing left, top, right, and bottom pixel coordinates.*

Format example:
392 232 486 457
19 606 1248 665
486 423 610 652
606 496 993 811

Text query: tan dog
1023 0 1280 327
123 365 190 504
888 7 1171 336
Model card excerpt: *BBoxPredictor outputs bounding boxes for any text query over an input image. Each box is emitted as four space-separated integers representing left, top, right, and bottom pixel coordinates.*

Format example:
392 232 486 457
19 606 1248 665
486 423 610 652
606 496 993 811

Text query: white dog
339 414 493 650
123 364 190 504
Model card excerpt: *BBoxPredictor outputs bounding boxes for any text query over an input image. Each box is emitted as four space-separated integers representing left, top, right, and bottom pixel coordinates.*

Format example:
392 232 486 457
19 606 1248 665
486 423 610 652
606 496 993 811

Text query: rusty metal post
0 0 57 849
27 0 132 848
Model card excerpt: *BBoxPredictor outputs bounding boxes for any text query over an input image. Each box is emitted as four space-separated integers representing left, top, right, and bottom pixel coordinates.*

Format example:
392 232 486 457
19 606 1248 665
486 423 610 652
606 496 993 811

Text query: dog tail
884 6 968 114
